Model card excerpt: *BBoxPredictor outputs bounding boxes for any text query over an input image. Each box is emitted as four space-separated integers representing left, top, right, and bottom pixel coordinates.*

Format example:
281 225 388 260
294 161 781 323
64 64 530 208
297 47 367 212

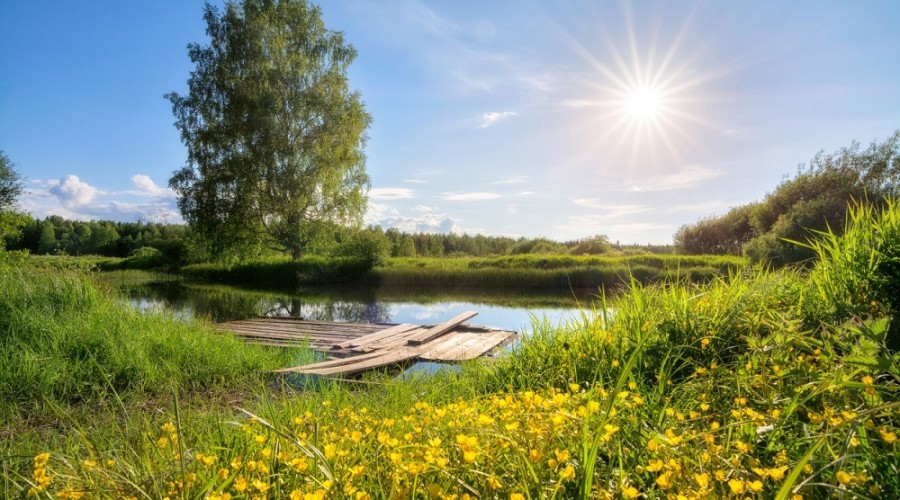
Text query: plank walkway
216 311 516 376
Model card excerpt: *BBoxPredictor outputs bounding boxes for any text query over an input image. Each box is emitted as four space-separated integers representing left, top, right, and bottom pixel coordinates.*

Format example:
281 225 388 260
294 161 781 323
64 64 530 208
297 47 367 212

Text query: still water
115 278 599 374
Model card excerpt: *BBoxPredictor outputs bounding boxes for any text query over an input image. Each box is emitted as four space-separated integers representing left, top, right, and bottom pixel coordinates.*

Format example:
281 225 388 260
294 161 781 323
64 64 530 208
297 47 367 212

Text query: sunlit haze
2 1 899 243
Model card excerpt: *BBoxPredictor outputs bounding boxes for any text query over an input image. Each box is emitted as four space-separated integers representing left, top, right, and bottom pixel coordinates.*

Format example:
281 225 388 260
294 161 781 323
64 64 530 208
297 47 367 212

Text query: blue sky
2 1 898 243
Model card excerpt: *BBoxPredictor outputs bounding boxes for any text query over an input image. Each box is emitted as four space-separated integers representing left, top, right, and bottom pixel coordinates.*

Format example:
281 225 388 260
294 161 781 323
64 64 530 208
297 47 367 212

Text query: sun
623 85 666 121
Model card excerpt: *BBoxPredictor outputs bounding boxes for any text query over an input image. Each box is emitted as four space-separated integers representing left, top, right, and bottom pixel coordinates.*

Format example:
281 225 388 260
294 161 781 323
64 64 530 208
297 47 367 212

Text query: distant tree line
3 212 672 265
5 215 193 264
675 131 900 266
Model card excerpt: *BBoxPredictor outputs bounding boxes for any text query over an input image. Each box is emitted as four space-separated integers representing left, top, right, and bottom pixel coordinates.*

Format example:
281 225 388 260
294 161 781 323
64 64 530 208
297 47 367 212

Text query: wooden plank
298 347 424 376
420 330 516 362
275 350 388 374
350 327 429 351
332 323 417 349
405 311 478 346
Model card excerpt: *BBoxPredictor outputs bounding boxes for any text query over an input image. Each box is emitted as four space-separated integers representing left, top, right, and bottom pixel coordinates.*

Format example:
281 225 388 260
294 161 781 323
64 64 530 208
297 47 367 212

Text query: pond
111 276 603 374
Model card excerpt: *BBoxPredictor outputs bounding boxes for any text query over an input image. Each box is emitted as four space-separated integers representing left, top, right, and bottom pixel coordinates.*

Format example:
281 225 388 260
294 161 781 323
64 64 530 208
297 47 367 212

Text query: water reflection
117 280 590 334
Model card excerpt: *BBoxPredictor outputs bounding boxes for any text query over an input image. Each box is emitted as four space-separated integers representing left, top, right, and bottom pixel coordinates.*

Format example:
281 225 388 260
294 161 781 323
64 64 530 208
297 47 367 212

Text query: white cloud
369 187 414 200
130 174 174 198
480 111 517 128
492 176 528 185
516 191 535 196
628 166 724 192
48 175 99 208
443 192 502 201
365 201 461 233
23 176 182 224
413 204 436 212
560 215 668 239
570 200 652 218
403 179 427 184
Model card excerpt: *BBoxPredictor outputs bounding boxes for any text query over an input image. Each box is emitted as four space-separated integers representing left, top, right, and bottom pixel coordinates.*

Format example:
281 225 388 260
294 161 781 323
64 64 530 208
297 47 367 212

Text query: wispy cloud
492 175 528 185
413 204 436 212
346 0 553 95
443 192 502 201
403 179 427 184
628 166 724 192
570 200 652 219
480 111 517 128
369 187 414 200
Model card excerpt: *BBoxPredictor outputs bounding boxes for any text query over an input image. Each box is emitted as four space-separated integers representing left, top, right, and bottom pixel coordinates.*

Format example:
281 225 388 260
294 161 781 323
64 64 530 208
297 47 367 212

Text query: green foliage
0 150 25 249
800 198 900 348
168 0 371 260
0 267 298 421
333 226 391 268
0 150 22 211
677 131 900 266
568 234 612 255
510 237 567 255
674 204 756 255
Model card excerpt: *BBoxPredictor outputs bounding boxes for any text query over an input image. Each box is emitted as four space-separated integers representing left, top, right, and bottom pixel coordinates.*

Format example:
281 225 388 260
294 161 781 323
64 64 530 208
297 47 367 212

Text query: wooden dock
217 311 516 376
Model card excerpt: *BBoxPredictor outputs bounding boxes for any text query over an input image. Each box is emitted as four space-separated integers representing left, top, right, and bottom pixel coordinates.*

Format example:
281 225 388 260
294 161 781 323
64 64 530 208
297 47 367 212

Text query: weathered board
217 312 516 376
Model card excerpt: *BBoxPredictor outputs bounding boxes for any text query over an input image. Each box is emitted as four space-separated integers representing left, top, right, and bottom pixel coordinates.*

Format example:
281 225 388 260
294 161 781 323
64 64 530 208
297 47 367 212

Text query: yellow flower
728 479 745 494
621 485 640 499
694 473 709 489
769 466 789 481
349 464 366 479
156 437 169 449
749 480 764 492
878 427 898 443
646 459 664 472
701 338 710 349
528 449 543 462
510 494 525 500
234 476 247 493
835 471 853 485
161 422 177 434
861 375 874 385
655 471 673 489
559 464 576 481
555 449 570 462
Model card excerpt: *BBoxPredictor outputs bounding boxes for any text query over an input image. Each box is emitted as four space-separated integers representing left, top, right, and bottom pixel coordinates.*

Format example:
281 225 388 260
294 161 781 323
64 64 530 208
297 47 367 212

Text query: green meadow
0 201 897 499
176 253 745 291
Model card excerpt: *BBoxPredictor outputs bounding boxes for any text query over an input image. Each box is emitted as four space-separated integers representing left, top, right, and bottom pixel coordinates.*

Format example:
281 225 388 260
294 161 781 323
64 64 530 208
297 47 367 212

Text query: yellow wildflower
728 479 745 494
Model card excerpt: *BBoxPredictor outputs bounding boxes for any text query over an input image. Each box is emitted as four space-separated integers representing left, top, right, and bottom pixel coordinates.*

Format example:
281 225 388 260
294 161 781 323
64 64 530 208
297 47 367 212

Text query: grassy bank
2 201 898 498
180 253 745 291
0 267 307 429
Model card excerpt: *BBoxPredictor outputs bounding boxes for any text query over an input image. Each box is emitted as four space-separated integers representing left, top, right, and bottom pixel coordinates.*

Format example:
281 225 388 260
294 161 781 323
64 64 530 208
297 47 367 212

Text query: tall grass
2 202 898 498
0 267 301 422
